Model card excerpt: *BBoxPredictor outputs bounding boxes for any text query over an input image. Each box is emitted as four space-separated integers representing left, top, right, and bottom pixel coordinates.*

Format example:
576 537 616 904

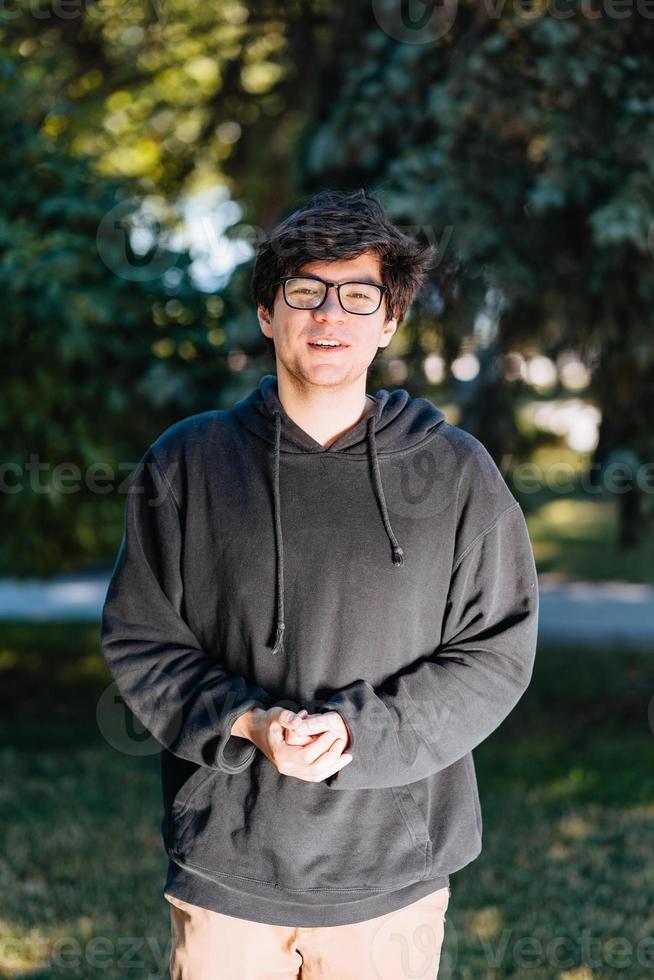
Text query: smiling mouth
307 341 349 351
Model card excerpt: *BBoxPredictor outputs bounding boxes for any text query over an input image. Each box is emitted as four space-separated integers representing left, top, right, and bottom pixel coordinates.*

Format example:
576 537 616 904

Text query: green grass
1 622 653 978
516 447 654 584
527 497 654 584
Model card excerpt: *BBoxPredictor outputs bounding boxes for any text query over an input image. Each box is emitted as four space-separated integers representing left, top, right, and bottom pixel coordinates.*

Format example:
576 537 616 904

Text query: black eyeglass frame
272 274 389 315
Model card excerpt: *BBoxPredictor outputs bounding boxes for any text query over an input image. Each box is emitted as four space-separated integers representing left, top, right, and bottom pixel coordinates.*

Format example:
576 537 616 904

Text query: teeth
312 341 341 347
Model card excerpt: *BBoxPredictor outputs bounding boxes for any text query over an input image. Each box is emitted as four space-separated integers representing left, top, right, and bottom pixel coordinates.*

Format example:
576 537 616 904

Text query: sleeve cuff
216 690 274 774
319 699 355 755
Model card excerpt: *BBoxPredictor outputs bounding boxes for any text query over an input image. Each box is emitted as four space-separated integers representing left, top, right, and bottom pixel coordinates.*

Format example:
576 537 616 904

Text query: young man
100 188 539 979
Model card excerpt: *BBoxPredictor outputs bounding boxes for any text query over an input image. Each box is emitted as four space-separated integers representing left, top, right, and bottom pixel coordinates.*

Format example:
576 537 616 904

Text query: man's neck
275 373 374 449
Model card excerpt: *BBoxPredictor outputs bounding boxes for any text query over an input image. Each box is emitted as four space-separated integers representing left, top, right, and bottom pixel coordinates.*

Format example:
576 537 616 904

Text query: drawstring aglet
392 545 405 566
271 622 285 656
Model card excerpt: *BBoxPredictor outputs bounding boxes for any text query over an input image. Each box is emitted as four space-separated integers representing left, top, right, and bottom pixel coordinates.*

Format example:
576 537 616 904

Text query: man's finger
315 736 353 775
268 721 287 750
284 726 314 746
277 709 299 729
300 729 341 764
288 712 338 736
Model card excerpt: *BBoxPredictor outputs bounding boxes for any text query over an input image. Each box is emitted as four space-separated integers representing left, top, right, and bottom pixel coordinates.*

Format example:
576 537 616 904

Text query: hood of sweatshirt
233 374 446 657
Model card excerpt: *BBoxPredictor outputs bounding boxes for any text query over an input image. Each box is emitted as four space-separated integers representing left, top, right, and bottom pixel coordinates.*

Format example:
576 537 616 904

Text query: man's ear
379 318 398 348
257 304 273 339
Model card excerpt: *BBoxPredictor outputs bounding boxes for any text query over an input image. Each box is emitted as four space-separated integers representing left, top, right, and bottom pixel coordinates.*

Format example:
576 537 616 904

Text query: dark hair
251 188 436 361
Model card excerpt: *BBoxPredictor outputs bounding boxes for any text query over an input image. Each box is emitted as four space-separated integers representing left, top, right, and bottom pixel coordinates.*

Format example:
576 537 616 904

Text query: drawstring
268 407 405 657
367 414 405 566
270 411 286 656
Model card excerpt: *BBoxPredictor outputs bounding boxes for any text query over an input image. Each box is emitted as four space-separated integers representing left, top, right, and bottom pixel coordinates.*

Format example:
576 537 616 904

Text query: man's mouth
307 339 349 351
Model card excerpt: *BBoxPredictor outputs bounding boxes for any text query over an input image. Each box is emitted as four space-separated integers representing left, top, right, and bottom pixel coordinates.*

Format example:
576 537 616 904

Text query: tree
294 8 654 548
0 54 255 574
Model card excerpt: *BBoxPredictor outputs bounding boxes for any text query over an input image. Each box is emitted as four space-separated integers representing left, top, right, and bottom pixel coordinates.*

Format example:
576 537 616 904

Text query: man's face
257 251 398 390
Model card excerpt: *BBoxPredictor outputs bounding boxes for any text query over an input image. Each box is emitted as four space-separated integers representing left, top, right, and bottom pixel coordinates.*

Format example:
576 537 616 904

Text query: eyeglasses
272 275 389 315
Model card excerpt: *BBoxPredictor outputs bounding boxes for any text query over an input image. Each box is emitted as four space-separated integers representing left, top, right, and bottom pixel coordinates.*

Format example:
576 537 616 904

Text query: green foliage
0 55 271 576
3 1 654 570
1 0 329 211
0 2 339 574
296 9 654 548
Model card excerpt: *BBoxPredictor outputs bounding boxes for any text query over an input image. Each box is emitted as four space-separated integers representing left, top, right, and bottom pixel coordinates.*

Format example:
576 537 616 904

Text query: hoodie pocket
392 783 432 868
168 757 432 893
172 764 217 818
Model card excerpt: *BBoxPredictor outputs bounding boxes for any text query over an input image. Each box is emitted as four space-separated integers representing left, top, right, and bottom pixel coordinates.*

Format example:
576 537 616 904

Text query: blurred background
2 1 654 977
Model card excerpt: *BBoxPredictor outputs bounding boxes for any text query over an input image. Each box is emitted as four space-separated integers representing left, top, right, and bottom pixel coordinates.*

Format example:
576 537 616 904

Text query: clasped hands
231 706 353 783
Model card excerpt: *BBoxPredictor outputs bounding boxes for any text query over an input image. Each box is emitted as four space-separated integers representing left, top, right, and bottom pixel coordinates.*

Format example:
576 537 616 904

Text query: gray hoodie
100 373 539 927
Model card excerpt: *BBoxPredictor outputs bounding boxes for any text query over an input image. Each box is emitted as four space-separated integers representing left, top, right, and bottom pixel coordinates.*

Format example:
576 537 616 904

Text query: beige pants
164 886 449 979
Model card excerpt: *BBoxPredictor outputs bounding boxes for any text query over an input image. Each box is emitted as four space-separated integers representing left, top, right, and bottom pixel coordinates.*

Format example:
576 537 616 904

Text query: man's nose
315 287 344 317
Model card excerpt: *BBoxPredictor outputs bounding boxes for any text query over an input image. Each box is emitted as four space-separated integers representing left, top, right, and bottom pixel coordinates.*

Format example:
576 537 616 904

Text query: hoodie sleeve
100 445 273 774
319 443 539 791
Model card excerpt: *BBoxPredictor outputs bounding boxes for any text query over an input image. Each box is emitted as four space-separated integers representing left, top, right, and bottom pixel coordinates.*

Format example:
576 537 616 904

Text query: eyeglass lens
284 278 382 314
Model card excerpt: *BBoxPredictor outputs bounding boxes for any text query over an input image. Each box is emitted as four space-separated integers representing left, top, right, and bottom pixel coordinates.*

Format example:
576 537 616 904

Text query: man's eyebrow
296 272 381 285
